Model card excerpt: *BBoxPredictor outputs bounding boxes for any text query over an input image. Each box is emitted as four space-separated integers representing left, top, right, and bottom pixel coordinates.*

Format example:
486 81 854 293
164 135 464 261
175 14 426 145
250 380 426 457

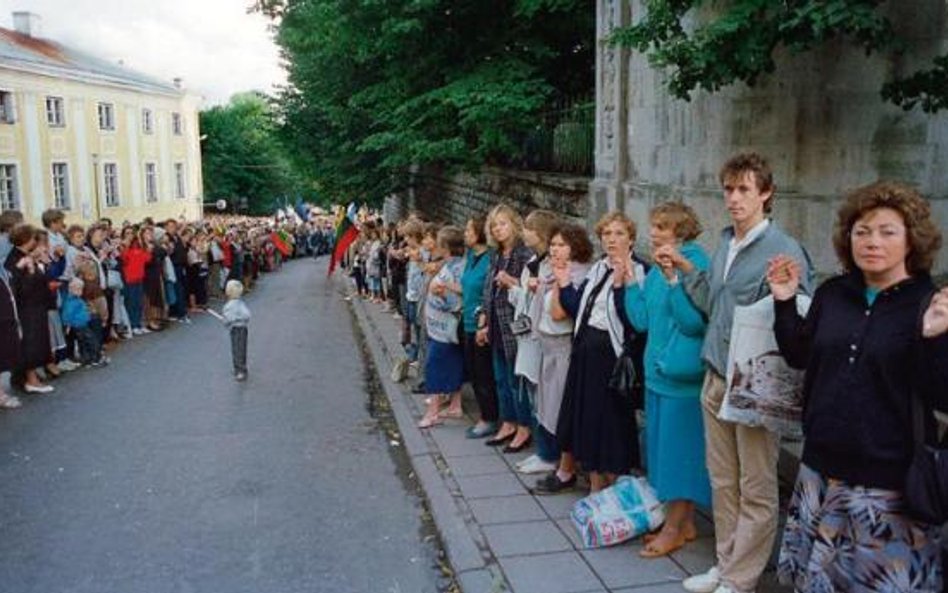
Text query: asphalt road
0 259 444 593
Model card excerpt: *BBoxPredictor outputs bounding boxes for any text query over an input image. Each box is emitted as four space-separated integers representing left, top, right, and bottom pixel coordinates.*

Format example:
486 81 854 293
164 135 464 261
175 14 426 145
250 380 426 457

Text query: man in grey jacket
656 153 813 593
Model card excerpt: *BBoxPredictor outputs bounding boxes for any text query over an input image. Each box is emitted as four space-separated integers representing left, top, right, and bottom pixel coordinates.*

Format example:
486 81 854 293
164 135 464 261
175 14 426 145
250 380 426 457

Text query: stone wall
384 166 590 226
593 0 948 274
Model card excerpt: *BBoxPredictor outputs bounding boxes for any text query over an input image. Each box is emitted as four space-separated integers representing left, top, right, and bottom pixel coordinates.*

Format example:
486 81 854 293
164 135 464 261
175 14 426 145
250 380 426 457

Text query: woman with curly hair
769 181 948 593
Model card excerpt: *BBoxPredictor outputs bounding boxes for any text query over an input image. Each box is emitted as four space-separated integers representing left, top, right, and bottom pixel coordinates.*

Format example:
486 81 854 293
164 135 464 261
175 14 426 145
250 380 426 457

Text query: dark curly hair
549 222 594 263
832 181 942 275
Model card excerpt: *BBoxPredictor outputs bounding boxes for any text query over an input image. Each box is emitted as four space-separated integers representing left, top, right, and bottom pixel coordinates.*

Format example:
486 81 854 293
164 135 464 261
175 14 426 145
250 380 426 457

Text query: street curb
347 292 509 593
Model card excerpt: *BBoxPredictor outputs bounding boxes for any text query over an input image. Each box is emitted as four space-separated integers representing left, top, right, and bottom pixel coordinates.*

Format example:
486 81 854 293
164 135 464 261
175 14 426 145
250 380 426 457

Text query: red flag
328 203 360 276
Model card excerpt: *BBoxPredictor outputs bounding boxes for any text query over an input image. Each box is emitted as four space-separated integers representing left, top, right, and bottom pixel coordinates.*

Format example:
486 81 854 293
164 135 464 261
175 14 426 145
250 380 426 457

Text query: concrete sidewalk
347 287 791 593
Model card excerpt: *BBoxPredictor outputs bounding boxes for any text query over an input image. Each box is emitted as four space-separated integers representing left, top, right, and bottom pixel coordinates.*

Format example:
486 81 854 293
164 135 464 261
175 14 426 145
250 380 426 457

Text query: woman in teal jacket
625 202 711 559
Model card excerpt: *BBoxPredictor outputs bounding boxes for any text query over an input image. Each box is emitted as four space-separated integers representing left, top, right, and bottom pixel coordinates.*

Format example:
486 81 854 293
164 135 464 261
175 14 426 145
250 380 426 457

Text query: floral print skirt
778 463 943 593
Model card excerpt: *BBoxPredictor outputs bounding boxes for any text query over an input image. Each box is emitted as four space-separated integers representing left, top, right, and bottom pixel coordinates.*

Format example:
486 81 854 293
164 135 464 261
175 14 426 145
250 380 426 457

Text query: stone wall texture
384 166 590 227
594 0 948 274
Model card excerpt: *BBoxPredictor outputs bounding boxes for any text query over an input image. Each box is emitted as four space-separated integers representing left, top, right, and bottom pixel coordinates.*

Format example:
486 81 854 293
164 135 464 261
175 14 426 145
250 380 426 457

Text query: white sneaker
683 567 721 593
139 327 152 334
59 360 80 372
517 456 557 475
712 586 735 593
24 383 54 394
0 393 22 408
131 328 143 336
516 454 540 469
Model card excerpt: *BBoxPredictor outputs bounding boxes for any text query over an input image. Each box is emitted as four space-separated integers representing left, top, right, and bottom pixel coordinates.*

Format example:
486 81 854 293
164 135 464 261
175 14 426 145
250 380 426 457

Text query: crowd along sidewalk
344 283 792 593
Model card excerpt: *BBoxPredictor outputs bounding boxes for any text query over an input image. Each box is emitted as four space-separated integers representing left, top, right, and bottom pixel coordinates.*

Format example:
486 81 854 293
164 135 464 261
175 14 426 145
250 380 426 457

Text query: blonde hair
594 211 637 243
650 201 702 242
225 280 245 300
486 204 523 249
523 210 559 249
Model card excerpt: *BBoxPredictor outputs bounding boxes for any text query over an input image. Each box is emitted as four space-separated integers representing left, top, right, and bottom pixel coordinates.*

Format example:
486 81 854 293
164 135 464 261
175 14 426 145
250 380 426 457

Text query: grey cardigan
683 221 814 376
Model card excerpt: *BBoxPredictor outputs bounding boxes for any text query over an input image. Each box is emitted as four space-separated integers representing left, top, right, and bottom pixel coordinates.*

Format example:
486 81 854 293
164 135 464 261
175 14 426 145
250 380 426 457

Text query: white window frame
171 112 183 135
46 96 65 127
102 162 119 207
0 162 20 211
0 90 16 124
142 108 153 134
51 161 71 210
97 102 115 131
144 162 158 203
174 162 186 199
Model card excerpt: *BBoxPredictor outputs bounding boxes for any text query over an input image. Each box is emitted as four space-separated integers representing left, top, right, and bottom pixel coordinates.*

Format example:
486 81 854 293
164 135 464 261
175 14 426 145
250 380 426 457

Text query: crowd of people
345 152 948 593
0 209 328 406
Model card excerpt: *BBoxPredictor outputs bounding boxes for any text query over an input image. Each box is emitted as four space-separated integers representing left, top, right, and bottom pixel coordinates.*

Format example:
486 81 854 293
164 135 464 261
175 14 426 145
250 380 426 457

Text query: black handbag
608 339 637 396
903 292 948 525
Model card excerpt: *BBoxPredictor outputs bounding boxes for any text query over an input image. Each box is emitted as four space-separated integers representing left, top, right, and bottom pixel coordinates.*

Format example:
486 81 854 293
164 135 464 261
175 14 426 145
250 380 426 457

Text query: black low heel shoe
503 436 532 454
485 432 515 447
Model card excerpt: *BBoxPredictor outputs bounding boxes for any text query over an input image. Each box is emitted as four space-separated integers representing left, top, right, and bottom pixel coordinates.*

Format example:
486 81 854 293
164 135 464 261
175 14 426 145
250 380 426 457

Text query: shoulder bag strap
578 269 613 330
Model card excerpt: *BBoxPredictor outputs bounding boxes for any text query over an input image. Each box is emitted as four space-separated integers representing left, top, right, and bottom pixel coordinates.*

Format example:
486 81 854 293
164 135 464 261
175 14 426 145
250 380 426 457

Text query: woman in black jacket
768 181 948 593
4 224 54 394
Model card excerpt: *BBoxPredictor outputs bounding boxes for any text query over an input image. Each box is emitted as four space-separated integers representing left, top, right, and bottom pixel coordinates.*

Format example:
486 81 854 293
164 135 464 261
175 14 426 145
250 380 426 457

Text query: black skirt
557 327 640 475
17 305 51 370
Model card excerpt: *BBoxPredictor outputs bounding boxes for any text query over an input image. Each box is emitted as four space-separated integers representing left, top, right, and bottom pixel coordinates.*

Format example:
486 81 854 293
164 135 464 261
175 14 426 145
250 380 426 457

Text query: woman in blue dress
625 202 711 558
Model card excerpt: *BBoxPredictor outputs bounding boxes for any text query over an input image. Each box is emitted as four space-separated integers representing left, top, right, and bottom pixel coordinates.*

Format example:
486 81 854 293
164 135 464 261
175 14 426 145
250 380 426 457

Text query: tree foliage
254 0 595 204
200 92 312 215
612 0 948 112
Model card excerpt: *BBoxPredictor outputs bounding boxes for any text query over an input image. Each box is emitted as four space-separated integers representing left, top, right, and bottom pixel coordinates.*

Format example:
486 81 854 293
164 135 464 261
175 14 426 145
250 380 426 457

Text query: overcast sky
0 0 287 106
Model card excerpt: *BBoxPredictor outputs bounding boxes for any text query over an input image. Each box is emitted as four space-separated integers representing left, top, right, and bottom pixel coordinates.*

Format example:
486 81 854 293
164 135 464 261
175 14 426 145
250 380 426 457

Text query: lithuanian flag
328 202 360 276
270 230 292 257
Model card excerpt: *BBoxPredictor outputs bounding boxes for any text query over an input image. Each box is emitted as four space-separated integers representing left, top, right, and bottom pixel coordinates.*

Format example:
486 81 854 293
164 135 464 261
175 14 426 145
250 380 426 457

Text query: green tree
254 0 595 204
200 92 313 215
611 0 948 112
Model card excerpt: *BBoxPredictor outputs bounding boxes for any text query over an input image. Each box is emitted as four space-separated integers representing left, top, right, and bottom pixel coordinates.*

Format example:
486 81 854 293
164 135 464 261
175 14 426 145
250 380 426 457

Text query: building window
0 164 19 211
174 163 186 199
52 162 70 210
97 102 115 131
144 163 158 203
171 112 183 135
103 163 119 207
142 108 153 134
46 96 65 127
0 91 16 124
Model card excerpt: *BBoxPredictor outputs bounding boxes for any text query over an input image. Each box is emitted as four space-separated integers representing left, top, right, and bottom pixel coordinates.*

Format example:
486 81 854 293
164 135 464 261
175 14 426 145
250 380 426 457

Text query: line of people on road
350 152 948 593
0 210 307 409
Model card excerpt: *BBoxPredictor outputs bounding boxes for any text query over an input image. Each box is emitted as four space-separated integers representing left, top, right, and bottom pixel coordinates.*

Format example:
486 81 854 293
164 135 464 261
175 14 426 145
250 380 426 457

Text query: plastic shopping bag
570 475 665 548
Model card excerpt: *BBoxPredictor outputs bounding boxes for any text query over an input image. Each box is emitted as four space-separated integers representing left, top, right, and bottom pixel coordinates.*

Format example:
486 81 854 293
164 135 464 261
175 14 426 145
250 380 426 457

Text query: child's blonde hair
225 280 244 300
68 277 84 296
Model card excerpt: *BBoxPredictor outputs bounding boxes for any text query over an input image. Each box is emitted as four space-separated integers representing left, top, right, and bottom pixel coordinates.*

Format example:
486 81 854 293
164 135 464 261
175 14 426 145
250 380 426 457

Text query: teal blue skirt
644 389 711 507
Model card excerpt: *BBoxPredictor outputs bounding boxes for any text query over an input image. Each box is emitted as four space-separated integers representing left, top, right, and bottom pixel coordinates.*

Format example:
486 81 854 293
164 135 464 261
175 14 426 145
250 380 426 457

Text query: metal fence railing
501 96 594 176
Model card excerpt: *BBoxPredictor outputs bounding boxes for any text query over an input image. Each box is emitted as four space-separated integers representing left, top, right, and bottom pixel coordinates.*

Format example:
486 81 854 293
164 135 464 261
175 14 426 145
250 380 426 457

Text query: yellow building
0 12 203 226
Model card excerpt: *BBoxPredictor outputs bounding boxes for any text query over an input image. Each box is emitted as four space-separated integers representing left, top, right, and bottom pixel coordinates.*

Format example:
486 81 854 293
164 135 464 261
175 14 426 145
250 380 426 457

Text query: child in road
221 279 251 381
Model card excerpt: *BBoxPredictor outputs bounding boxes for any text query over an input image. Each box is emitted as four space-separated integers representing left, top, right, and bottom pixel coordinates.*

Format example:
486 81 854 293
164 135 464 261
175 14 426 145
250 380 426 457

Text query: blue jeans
125 282 144 329
492 350 533 426
404 300 420 361
535 423 560 463
171 265 188 318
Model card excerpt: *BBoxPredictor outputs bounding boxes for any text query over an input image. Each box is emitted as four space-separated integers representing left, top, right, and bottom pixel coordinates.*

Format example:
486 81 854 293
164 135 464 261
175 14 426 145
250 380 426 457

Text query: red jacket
221 240 233 268
121 246 152 284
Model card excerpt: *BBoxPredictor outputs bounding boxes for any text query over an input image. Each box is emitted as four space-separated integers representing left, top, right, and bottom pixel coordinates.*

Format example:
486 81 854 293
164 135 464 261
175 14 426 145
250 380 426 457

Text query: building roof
0 26 182 96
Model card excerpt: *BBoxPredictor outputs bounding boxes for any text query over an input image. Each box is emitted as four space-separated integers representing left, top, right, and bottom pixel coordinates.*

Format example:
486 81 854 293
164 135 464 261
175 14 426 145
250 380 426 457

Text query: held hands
552 259 571 287
610 254 632 287
922 288 948 338
475 326 489 346
494 270 519 289
653 244 693 274
766 255 801 301
526 277 539 293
